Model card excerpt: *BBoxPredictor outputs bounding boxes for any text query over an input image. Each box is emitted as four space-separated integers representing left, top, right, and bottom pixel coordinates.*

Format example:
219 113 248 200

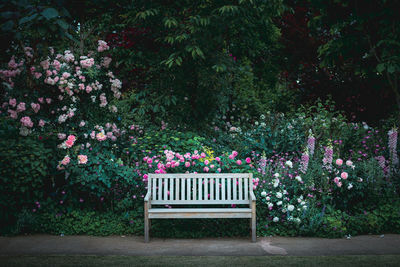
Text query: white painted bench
144 173 256 242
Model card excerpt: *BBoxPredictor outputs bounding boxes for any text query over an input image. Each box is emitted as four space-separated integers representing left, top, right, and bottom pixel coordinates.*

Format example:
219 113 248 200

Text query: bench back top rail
147 173 253 204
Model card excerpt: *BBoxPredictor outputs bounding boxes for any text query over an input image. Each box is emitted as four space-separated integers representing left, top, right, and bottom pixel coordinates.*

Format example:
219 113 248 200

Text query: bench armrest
144 191 151 202
250 191 256 202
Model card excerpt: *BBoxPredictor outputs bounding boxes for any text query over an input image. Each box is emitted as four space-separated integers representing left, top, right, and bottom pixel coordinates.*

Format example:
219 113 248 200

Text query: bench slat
150 200 250 205
152 177 156 200
149 173 250 178
233 177 237 200
199 178 202 200
170 178 174 201
216 178 219 200
221 178 225 200
187 177 191 200
158 178 162 200
181 178 185 200
193 177 197 200
244 178 248 200
227 178 231 200
239 177 243 200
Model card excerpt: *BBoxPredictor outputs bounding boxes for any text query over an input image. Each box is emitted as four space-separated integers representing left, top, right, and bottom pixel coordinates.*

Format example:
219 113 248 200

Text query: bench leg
144 202 149 243
251 201 256 242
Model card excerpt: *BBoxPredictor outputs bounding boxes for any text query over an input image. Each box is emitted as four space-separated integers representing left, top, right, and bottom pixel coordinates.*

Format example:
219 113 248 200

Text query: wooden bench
144 173 256 242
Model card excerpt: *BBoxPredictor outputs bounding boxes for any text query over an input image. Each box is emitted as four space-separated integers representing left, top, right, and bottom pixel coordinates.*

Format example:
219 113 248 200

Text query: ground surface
2 255 400 267
0 234 399 256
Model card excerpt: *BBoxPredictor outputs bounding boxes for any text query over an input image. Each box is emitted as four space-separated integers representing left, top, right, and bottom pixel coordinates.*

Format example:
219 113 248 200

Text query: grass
1 255 400 267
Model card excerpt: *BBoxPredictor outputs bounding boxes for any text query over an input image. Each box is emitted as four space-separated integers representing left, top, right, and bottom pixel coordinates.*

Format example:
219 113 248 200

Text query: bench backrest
148 173 253 205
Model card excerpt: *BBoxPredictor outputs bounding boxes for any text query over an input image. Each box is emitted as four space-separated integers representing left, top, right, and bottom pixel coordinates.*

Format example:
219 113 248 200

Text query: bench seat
148 208 252 219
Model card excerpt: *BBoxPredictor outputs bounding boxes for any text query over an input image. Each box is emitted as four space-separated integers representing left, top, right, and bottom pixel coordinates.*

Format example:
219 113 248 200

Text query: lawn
1 255 400 267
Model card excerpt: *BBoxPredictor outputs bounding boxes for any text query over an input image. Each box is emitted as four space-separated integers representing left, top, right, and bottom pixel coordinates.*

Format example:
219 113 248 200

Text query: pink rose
9 98 16 107
204 160 209 165
20 116 33 128
336 159 343 166
334 177 341 184
185 162 190 168
245 157 251 164
16 102 26 112
58 133 66 140
61 155 70 165
203 167 209 172
341 172 348 179
78 155 88 164
200 152 206 158
229 154 234 160
67 135 76 142
38 119 45 127
31 103 40 113
65 139 74 148
232 151 238 157
236 160 242 165
215 157 221 162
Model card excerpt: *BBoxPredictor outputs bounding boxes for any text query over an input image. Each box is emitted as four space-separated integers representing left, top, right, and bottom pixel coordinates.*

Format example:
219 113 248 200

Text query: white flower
295 176 302 182
266 196 270 201
277 201 282 206
268 203 274 209
302 205 308 210
274 173 280 178
346 160 353 166
285 160 293 168
294 218 301 223
282 209 287 213
347 183 353 190
300 201 305 206
273 217 279 222
261 191 267 197
288 205 295 211
276 192 283 198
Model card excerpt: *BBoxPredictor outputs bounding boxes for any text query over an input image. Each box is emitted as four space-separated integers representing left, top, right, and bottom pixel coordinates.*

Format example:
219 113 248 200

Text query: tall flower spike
322 141 333 171
300 148 310 174
307 130 315 159
388 127 398 167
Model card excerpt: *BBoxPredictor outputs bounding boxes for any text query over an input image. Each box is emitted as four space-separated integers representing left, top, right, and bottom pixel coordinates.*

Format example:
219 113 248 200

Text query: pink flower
79 121 86 127
336 159 343 166
65 139 74 148
245 157 251 164
38 97 44 103
9 98 16 107
78 155 88 164
336 182 342 188
200 152 206 158
58 133 66 140
16 102 26 112
203 167 209 172
204 160 209 165
31 103 40 113
20 116 33 128
8 109 17 119
97 40 110 52
147 158 153 164
236 160 242 165
143 174 148 180
185 162 190 168
229 154 234 160
217 168 221 172
38 119 45 127
333 177 341 184
340 172 348 179
215 157 221 162
96 132 107 141
232 151 238 157
61 155 70 165
67 135 76 142
46 98 52 104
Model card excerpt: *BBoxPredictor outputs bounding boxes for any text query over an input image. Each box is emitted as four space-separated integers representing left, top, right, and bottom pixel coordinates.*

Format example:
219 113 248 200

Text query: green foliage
0 117 54 231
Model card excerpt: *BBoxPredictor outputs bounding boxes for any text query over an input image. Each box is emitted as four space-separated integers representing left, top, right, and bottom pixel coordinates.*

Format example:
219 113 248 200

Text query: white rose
277 201 282 206
261 191 267 197
274 173 280 178
347 183 353 190
268 203 274 209
273 217 279 222
266 196 270 201
285 160 293 168
276 192 283 198
288 205 295 211
295 176 302 182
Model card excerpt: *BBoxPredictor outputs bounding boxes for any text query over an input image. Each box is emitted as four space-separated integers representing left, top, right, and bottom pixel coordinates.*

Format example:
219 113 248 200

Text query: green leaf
1 20 14 31
41 8 59 20
376 63 385 73
56 19 69 30
19 14 38 25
